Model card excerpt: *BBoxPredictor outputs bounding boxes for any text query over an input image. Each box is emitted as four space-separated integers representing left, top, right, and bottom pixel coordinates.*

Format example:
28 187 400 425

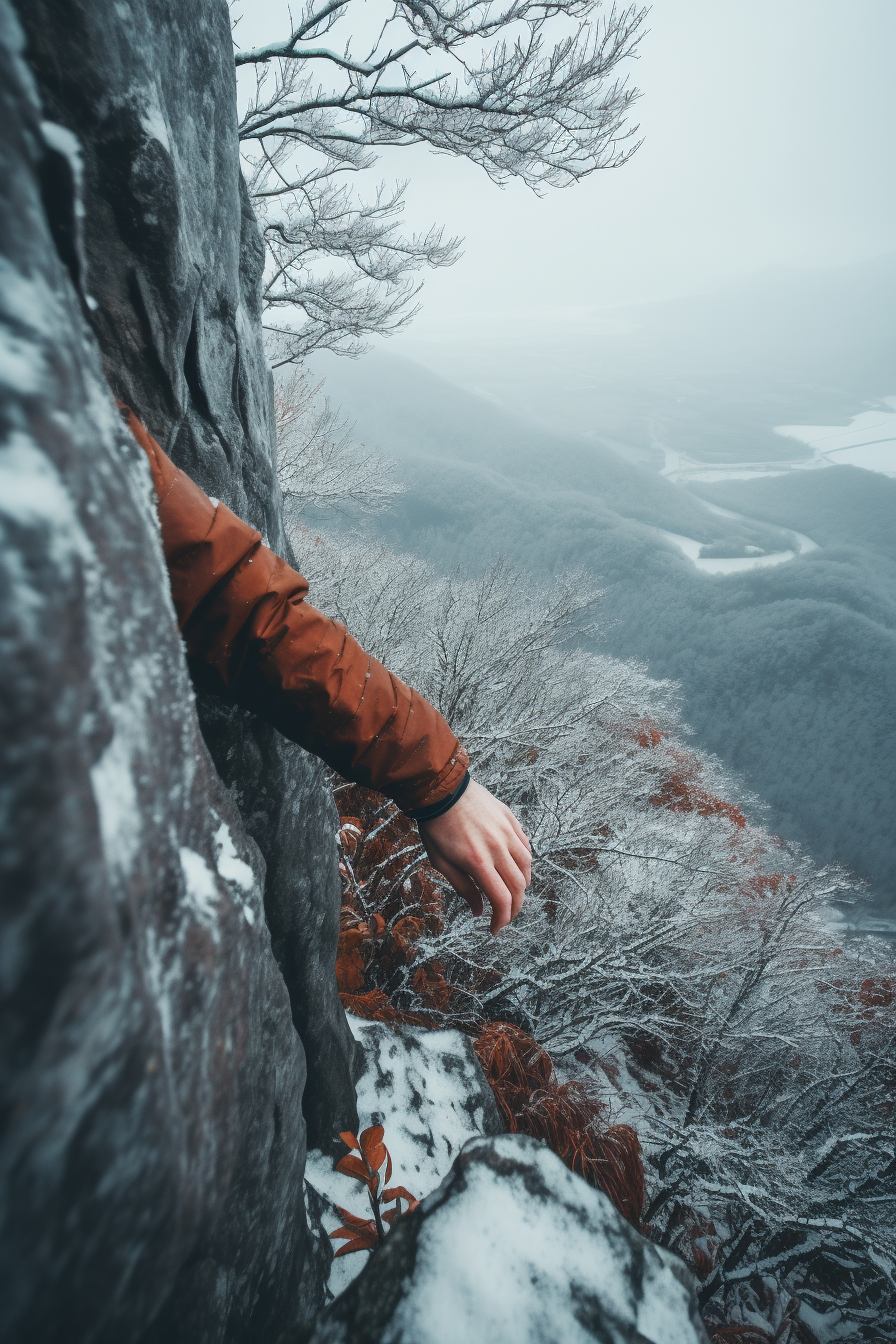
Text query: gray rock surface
15 0 361 1151
0 0 354 1339
309 1134 709 1344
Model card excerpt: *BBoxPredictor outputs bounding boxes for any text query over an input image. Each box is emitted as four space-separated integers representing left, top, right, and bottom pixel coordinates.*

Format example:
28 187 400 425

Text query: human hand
416 779 531 935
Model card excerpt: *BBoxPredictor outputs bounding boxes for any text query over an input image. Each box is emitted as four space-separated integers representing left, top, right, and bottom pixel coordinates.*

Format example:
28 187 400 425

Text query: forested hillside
283 507 896 1340
303 349 896 923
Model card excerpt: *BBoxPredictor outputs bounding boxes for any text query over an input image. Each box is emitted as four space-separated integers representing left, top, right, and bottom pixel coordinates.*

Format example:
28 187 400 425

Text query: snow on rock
1 2 343 1339
18 0 361 1158
306 1017 503 1298
310 1133 709 1344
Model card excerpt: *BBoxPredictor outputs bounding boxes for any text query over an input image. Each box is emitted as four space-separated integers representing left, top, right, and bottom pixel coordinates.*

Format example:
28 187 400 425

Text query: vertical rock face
13 0 360 1154
0 0 354 1340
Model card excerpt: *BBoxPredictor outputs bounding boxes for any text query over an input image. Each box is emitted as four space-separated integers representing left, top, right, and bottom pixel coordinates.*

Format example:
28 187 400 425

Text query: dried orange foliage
852 976 896 1015
818 975 896 1067
635 723 747 828
334 782 492 1026
635 718 667 749
651 747 747 828
329 1125 419 1257
473 1022 645 1228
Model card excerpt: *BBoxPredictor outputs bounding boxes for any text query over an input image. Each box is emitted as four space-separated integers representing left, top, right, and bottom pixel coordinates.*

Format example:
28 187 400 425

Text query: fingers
508 834 532 888
431 856 484 917
474 864 515 935
495 850 528 922
429 844 518 933
505 806 531 853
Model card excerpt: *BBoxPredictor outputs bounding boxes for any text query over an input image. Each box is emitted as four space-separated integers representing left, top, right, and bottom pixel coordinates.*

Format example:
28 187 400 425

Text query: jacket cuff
403 770 470 822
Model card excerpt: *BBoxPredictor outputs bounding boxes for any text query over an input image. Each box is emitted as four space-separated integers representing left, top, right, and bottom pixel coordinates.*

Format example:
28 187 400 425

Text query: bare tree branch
233 0 646 359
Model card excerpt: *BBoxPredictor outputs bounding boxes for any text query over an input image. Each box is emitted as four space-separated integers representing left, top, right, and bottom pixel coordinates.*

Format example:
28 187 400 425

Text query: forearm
190 552 469 811
122 405 467 812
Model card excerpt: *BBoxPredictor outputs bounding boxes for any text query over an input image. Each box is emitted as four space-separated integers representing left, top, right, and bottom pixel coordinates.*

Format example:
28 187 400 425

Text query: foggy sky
237 0 896 333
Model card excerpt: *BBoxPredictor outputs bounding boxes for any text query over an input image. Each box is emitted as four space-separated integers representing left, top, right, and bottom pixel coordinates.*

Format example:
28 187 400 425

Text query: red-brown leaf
335 1154 369 1183
382 1185 419 1210
339 1130 359 1151
329 1214 378 1255
359 1125 385 1162
333 1229 378 1257
364 1143 387 1173
333 1204 376 1229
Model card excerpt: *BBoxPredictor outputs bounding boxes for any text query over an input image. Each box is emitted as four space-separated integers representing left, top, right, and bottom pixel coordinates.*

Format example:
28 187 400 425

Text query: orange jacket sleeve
122 406 469 814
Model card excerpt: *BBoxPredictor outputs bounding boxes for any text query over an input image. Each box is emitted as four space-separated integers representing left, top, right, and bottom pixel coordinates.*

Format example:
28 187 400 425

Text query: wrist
403 771 471 823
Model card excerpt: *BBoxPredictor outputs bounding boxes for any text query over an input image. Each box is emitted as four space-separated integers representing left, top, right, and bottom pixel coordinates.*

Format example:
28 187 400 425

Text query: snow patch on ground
775 405 896 477
305 1017 500 1299
658 399 896 485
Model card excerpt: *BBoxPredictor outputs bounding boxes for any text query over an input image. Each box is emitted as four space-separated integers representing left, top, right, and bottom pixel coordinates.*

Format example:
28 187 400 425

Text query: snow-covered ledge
310 1131 708 1344
305 1019 706 1343
305 1017 503 1300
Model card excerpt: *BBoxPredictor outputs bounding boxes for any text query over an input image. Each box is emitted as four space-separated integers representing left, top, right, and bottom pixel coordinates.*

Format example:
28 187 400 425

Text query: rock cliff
0 1 357 1340
14 0 361 1155
0 4 710 1342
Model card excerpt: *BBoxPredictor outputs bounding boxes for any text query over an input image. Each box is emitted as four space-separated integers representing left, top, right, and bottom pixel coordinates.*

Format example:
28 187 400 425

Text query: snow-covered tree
292 522 896 1340
276 366 404 515
233 0 647 360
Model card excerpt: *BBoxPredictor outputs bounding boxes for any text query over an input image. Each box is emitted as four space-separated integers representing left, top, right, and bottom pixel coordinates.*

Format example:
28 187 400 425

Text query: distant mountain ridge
389 252 896 465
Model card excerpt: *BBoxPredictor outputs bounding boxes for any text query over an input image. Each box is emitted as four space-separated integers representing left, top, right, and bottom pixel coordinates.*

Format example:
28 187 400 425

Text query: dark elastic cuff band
404 771 470 823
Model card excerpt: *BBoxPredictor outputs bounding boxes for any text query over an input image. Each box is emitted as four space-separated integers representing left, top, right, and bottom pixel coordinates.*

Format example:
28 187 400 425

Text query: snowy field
661 398 896 485
775 400 896 476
